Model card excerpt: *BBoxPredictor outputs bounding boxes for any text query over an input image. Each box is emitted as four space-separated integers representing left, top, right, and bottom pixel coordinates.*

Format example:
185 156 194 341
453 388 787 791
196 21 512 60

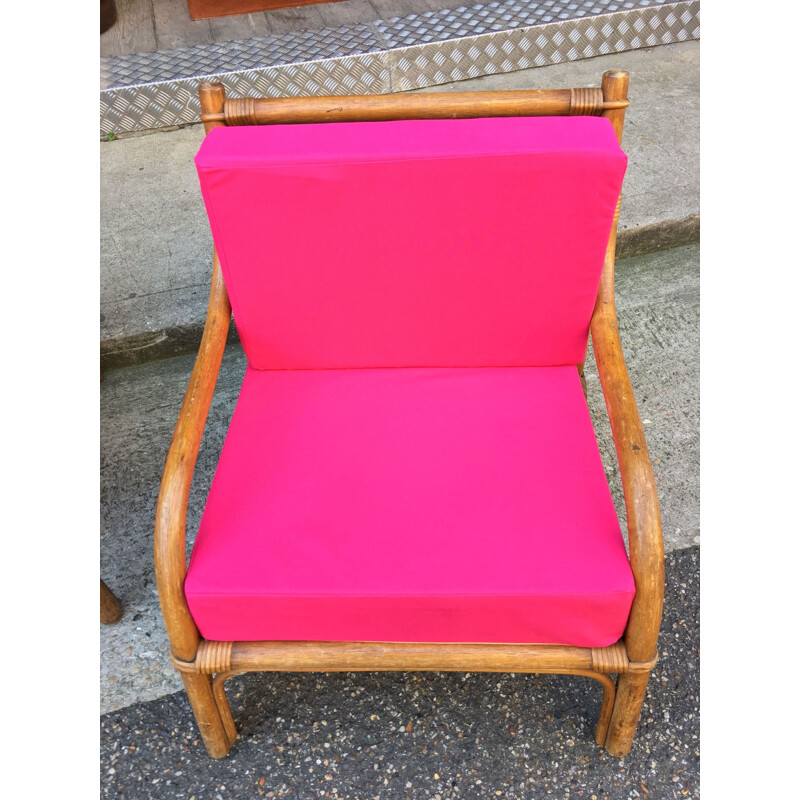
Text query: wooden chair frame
154 71 664 759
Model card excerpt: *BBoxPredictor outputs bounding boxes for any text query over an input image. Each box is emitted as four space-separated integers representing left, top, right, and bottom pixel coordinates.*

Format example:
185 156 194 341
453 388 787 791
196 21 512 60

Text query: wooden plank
101 0 157 57
153 0 213 49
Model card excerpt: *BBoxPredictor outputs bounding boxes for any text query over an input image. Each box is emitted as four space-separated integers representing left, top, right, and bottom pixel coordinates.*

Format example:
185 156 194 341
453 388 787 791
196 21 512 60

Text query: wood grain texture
199 81 227 134
591 641 629 674
604 670 650 757
588 69 662 757
180 672 233 757
212 672 240 743
154 82 231 666
197 640 233 673
153 252 231 661
569 87 604 115
228 641 595 673
173 638 653 678
593 70 665 667
211 88 626 127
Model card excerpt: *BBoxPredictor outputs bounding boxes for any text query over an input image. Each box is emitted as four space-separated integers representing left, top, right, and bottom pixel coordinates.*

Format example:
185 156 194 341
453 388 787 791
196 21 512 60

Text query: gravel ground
100 547 699 800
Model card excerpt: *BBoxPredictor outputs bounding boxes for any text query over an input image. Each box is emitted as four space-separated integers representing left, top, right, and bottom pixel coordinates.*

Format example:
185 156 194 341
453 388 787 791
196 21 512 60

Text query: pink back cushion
195 116 626 370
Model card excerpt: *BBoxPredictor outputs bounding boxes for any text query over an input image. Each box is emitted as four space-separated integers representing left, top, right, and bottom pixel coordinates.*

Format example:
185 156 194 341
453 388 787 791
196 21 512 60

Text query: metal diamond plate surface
99 0 699 135
388 1 699 91
100 54 390 135
101 24 383 89
376 0 675 48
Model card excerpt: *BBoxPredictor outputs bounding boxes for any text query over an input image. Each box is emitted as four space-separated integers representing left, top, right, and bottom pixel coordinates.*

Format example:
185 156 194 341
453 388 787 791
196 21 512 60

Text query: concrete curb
100 215 699 370
617 214 699 261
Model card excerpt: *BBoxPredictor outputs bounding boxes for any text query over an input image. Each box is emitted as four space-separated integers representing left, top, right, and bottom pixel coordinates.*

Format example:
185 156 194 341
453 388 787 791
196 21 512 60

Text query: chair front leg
181 671 235 758
603 669 652 757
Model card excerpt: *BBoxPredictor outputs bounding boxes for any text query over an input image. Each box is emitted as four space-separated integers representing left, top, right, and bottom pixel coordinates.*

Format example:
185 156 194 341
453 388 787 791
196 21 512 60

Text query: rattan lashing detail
197 640 233 674
591 643 658 674
172 641 233 674
569 87 604 116
591 642 628 672
223 97 257 126
628 652 659 673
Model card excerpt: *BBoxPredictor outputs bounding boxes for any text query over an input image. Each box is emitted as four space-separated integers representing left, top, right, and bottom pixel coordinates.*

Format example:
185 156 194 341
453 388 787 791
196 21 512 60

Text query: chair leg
603 670 651 757
212 672 240 745
181 672 234 758
100 579 122 624
592 674 616 746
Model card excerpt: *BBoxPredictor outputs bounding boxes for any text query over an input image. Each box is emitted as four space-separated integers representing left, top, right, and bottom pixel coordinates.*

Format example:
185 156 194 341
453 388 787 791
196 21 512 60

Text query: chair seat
185 365 635 647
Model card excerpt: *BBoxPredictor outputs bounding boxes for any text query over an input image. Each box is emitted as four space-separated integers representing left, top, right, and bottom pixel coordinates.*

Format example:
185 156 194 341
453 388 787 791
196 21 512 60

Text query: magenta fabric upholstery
185 366 634 646
187 116 633 646
195 116 626 370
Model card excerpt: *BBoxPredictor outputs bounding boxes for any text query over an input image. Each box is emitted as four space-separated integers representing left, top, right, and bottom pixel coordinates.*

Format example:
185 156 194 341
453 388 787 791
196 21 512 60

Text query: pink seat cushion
195 116 626 370
185 365 635 646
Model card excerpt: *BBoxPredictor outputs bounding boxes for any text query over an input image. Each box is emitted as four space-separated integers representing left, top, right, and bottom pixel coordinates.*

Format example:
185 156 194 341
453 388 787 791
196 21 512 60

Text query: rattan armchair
155 70 664 759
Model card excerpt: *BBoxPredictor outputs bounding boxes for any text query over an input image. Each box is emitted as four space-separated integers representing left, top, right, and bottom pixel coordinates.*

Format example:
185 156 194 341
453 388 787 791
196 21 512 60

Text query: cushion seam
196 147 623 173
185 588 635 598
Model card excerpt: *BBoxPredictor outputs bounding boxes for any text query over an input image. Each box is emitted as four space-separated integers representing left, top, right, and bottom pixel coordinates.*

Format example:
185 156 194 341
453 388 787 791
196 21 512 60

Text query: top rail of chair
198 84 630 127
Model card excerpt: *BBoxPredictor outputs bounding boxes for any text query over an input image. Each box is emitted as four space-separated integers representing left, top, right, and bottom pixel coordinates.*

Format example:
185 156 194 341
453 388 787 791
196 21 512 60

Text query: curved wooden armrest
590 257 665 664
154 252 231 661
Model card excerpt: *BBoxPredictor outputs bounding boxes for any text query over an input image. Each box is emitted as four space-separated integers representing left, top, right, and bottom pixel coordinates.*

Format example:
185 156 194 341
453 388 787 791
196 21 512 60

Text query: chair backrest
195 79 629 371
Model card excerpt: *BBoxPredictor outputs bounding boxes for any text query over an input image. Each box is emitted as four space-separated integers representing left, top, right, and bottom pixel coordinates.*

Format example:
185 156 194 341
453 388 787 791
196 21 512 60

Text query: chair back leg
100 579 122 625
